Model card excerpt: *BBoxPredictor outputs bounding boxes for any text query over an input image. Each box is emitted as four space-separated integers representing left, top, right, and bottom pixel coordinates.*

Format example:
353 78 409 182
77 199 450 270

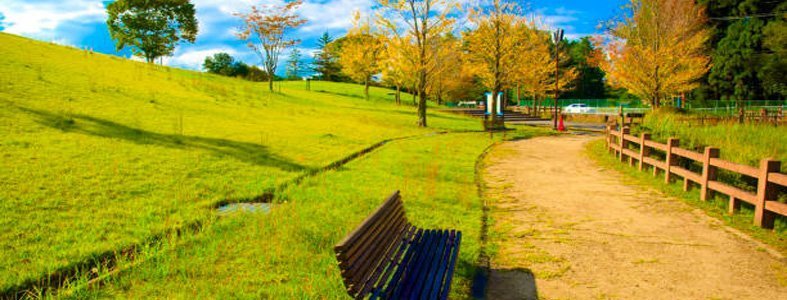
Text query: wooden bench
334 191 462 299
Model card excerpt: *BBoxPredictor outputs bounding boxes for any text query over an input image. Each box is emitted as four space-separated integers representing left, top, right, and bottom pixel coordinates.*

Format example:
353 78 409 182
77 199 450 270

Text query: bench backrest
334 191 411 298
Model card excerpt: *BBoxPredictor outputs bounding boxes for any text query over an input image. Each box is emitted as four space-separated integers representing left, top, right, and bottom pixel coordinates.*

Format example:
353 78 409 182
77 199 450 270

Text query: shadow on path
486 268 539 300
17 106 310 172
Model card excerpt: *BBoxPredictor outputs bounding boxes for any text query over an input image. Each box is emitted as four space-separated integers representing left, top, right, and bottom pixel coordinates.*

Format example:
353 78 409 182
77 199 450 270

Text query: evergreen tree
699 0 783 101
286 48 305 79
562 37 606 99
313 32 344 81
709 18 765 101
759 3 786 99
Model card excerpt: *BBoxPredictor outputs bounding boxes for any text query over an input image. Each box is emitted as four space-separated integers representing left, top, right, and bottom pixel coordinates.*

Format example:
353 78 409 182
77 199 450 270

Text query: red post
700 147 720 201
754 159 781 228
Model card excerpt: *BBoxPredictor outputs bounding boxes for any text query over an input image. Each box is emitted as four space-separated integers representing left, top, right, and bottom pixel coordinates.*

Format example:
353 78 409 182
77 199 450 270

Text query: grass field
0 32 488 294
64 130 546 298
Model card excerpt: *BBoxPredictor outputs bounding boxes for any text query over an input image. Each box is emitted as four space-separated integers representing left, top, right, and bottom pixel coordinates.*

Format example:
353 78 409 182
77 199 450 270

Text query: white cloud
192 0 373 37
164 47 242 69
0 0 105 39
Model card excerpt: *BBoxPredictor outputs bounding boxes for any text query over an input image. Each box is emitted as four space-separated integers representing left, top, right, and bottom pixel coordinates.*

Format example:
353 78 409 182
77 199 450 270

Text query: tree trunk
364 77 370 100
268 78 274 93
412 84 417 106
417 70 428 127
396 85 401 105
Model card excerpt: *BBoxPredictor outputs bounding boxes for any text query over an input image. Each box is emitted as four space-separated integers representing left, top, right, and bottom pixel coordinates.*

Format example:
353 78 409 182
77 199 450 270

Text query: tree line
105 0 785 127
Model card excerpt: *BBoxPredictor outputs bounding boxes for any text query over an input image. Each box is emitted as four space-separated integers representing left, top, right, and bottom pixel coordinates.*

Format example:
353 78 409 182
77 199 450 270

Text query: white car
564 103 592 114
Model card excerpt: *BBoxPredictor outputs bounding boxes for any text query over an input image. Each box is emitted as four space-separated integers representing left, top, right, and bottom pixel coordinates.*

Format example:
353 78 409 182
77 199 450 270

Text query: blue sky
0 0 626 73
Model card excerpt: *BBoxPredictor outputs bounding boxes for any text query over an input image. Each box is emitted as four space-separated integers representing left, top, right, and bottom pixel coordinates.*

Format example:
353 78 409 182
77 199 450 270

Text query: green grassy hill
0 32 494 293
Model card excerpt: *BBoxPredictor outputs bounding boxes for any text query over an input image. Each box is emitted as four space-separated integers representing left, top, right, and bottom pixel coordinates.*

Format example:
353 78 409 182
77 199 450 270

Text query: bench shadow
485 268 539 300
17 106 310 172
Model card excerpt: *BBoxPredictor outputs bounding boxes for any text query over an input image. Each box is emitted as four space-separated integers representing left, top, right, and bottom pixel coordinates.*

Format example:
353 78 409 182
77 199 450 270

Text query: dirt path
483 135 787 300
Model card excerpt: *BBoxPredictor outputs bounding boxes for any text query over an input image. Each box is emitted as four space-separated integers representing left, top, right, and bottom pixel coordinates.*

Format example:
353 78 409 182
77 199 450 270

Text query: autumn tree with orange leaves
236 1 307 92
595 0 710 107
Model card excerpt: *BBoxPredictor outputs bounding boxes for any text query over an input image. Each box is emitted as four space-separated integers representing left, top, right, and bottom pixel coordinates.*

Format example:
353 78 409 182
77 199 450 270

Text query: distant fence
605 124 787 229
677 107 784 126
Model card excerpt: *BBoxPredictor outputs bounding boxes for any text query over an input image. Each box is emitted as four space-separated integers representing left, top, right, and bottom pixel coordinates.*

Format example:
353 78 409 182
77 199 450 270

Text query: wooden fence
677 107 784 126
605 125 787 229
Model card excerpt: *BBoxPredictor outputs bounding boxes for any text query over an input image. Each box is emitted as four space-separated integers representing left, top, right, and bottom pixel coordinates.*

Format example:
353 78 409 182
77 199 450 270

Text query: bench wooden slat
398 230 443 299
339 204 405 265
338 198 405 261
345 217 408 291
427 230 453 300
358 225 416 298
382 229 425 299
440 230 461 300
407 230 446 299
335 191 402 252
335 192 462 299
392 229 435 299
417 229 451 299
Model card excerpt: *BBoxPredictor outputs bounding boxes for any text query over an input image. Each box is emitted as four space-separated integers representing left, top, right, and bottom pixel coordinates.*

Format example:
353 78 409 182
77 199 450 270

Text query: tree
698 0 784 101
380 34 415 105
596 0 711 108
464 0 530 121
313 32 345 81
563 37 607 99
429 34 464 105
204 52 240 76
106 0 198 63
377 0 457 127
339 11 383 100
286 48 306 79
760 4 787 98
236 1 307 92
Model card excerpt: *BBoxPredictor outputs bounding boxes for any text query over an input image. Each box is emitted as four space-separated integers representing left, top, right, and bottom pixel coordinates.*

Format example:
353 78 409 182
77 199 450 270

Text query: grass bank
637 111 786 172
0 32 480 292
586 139 786 255
71 129 548 298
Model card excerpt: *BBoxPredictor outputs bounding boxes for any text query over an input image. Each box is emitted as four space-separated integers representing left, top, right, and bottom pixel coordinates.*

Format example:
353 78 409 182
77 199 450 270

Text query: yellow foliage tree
380 32 417 105
339 11 384 100
377 0 457 127
595 0 711 107
463 0 530 120
515 24 577 114
429 34 464 105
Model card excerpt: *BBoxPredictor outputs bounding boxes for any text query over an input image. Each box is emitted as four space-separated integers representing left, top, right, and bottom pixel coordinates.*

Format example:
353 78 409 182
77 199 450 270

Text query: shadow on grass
17 106 310 172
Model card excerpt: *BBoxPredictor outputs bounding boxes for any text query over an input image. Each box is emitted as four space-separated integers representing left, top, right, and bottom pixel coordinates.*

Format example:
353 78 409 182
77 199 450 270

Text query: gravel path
483 135 786 299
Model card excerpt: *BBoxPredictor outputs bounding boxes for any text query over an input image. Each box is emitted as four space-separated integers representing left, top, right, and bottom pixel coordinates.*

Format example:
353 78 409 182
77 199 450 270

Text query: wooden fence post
754 159 781 229
607 124 612 153
728 195 740 216
639 133 651 171
700 147 720 201
619 127 630 162
664 138 679 183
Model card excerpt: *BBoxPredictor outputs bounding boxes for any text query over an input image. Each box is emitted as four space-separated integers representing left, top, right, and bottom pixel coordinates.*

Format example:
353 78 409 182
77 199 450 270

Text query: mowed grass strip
74 130 547 298
0 32 480 291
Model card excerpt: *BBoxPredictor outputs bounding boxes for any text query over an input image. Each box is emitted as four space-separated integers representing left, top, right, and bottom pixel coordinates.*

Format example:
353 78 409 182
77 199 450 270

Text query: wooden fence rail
605 125 787 229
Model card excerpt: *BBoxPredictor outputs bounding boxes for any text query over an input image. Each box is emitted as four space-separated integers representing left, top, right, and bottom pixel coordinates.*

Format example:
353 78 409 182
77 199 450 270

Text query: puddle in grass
217 203 272 215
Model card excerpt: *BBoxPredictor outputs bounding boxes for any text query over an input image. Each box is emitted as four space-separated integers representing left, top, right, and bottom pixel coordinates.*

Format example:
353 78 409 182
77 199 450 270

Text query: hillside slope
0 32 479 291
